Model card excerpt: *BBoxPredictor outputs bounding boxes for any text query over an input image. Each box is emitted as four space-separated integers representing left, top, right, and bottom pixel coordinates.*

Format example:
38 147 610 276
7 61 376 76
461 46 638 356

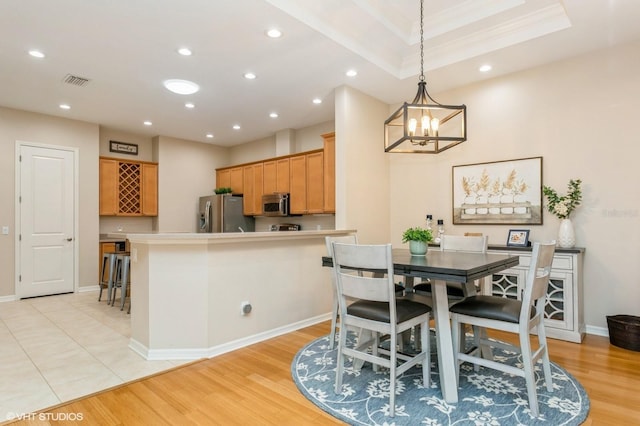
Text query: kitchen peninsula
113 230 354 360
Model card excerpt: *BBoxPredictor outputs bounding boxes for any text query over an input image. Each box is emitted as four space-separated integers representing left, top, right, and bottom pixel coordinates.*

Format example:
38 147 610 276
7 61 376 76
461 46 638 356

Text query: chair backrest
331 243 396 306
521 241 556 322
325 234 358 257
440 235 488 253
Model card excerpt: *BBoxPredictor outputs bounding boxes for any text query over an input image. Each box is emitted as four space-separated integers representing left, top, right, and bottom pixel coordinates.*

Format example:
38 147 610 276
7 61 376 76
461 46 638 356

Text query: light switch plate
1 226 8 235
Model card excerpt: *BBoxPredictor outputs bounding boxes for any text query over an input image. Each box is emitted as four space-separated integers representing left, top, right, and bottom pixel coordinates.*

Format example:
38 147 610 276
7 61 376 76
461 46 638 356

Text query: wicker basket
606 315 640 352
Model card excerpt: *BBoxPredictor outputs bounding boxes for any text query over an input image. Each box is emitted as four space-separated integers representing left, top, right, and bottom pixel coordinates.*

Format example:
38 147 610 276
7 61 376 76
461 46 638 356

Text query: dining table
322 247 519 403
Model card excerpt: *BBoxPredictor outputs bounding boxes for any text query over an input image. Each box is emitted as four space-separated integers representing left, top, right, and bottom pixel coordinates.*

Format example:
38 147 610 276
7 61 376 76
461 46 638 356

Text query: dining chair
449 241 556 418
413 234 489 300
325 235 405 349
331 242 431 417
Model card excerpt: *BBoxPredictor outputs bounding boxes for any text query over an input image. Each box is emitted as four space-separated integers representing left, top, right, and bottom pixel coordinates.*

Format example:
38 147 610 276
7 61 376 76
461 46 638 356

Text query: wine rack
118 162 141 214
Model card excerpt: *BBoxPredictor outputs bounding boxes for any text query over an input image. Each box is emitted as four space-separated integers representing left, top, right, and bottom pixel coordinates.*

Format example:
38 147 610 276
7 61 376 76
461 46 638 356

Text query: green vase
409 240 428 256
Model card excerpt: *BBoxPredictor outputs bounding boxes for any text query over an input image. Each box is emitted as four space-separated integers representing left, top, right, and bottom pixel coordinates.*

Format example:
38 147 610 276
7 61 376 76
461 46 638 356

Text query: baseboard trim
586 324 609 337
78 285 100 293
129 313 332 360
0 294 18 303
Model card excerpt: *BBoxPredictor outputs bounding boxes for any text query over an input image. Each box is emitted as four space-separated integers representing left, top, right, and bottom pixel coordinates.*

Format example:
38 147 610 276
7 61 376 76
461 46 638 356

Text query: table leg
432 278 458 403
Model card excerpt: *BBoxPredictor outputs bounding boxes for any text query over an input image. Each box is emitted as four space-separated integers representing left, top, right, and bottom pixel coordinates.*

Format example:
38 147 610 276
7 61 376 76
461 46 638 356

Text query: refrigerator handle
204 200 211 232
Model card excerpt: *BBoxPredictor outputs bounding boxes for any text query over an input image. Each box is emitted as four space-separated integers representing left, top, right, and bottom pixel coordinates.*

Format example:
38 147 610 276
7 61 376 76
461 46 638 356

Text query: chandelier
384 0 467 153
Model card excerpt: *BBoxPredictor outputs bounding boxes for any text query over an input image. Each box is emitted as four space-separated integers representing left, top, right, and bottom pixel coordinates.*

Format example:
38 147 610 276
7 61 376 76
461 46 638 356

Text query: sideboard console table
485 245 585 343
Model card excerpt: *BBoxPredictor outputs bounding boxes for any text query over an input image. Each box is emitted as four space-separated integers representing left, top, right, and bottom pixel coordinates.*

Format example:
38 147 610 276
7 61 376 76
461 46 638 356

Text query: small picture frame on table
506 229 530 247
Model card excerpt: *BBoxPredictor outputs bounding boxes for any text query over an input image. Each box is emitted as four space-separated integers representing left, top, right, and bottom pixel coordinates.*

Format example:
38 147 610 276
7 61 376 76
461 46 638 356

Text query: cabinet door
99 158 119 215
230 167 244 194
322 133 335 213
263 161 277 194
306 151 324 213
141 163 158 216
242 165 256 215
276 158 290 193
289 155 307 214
216 169 231 189
252 163 263 215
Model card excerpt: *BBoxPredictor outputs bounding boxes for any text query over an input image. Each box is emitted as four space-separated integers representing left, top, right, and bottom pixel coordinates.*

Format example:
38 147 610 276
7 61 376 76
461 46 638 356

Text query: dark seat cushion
394 284 405 294
449 295 528 324
347 299 431 323
413 282 465 298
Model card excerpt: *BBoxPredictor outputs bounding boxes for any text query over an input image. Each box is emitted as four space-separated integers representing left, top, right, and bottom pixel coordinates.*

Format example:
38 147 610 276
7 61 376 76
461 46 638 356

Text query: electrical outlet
240 301 252 315
1 226 8 235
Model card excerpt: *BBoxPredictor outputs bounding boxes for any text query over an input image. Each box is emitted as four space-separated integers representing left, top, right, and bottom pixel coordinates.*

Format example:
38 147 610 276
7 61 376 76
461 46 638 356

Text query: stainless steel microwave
262 193 289 216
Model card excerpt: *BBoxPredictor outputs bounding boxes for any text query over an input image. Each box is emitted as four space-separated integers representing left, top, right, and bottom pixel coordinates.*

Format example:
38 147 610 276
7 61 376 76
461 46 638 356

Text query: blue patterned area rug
291 332 589 425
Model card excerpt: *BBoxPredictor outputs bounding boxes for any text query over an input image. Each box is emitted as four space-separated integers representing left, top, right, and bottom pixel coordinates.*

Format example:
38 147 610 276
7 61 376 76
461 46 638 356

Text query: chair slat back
522 241 556 318
440 235 488 253
332 243 395 303
325 234 358 257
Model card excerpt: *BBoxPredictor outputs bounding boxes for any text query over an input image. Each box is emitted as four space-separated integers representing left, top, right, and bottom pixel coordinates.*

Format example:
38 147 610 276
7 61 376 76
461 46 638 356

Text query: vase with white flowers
542 179 582 248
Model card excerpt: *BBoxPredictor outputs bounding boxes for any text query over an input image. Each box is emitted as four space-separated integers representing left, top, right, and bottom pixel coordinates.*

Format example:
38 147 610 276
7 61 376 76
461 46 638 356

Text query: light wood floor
4 321 640 425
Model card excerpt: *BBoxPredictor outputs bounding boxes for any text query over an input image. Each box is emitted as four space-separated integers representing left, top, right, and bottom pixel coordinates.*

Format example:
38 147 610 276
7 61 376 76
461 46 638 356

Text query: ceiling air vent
62 74 90 87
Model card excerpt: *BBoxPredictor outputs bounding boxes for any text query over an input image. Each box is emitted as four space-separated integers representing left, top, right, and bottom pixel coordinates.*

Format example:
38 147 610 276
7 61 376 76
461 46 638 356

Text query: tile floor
0 291 189 421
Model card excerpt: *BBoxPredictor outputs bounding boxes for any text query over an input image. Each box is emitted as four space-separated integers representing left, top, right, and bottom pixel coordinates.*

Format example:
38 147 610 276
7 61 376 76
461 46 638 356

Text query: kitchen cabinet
99 157 158 216
242 163 263 215
290 150 324 214
216 169 231 189
322 132 335 213
487 246 585 343
263 158 290 194
229 167 244 194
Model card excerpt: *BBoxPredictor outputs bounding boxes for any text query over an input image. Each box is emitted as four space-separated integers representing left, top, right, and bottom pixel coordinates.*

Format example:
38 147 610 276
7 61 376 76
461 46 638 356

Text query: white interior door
18 144 75 298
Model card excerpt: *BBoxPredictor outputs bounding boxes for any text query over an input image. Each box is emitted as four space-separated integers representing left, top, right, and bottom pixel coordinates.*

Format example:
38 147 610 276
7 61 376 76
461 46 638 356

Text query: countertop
105 229 357 245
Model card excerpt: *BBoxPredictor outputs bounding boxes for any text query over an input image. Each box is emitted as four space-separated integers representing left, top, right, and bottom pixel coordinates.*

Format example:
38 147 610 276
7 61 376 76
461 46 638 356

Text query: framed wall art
109 140 138 155
507 229 530 247
452 156 542 225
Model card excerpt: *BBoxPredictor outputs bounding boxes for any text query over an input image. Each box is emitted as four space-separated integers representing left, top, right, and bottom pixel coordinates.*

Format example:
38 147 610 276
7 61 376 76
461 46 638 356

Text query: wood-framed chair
449 241 556 418
331 242 431 417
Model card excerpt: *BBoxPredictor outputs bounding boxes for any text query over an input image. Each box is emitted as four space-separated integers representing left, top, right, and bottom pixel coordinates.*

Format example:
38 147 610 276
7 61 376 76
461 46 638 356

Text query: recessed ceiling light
177 47 192 56
29 50 45 58
143 121 152 126
206 133 214 139
185 102 195 109
244 72 257 80
346 69 357 77
479 64 492 73
163 79 200 95
269 112 279 118
59 104 70 110
312 98 322 105
266 28 282 38
233 124 241 130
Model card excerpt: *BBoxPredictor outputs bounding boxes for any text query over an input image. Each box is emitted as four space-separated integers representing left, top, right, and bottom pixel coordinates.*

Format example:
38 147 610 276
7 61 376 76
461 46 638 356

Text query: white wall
155 136 230 232
0 107 100 295
335 86 391 244
386 39 640 330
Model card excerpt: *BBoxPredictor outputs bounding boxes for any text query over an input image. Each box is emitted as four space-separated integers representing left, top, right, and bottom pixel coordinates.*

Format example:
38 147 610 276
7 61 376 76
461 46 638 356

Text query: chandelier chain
419 0 425 82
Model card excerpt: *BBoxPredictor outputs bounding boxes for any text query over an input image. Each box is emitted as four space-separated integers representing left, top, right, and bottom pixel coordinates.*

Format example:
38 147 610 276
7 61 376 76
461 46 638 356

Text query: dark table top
322 248 520 283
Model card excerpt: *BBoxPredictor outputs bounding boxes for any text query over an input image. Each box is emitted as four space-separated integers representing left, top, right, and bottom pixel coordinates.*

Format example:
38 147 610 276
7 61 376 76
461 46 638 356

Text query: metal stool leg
120 255 130 311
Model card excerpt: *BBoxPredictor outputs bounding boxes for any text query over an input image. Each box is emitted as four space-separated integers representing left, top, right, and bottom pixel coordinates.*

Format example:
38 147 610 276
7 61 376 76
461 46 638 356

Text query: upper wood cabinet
242 163 263 215
216 169 231 189
290 150 324 214
322 132 335 213
99 157 158 216
215 132 334 216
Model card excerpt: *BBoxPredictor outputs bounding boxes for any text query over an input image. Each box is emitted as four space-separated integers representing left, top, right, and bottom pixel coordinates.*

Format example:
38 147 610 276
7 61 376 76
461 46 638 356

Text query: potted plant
402 226 433 256
214 187 232 194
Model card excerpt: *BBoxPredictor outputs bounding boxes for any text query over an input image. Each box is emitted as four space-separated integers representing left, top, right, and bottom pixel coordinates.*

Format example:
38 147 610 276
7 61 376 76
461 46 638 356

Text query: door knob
66 238 73 241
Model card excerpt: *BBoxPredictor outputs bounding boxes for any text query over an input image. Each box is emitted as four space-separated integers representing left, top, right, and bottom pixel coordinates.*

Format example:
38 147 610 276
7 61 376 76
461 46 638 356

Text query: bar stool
110 253 131 311
99 252 118 303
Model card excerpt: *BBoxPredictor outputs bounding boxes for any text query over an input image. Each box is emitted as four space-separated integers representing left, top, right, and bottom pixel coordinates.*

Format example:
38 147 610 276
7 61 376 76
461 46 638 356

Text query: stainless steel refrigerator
198 195 255 233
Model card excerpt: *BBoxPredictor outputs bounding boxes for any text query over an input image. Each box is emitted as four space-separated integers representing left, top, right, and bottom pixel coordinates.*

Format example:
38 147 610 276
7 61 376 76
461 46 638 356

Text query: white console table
486 245 585 343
